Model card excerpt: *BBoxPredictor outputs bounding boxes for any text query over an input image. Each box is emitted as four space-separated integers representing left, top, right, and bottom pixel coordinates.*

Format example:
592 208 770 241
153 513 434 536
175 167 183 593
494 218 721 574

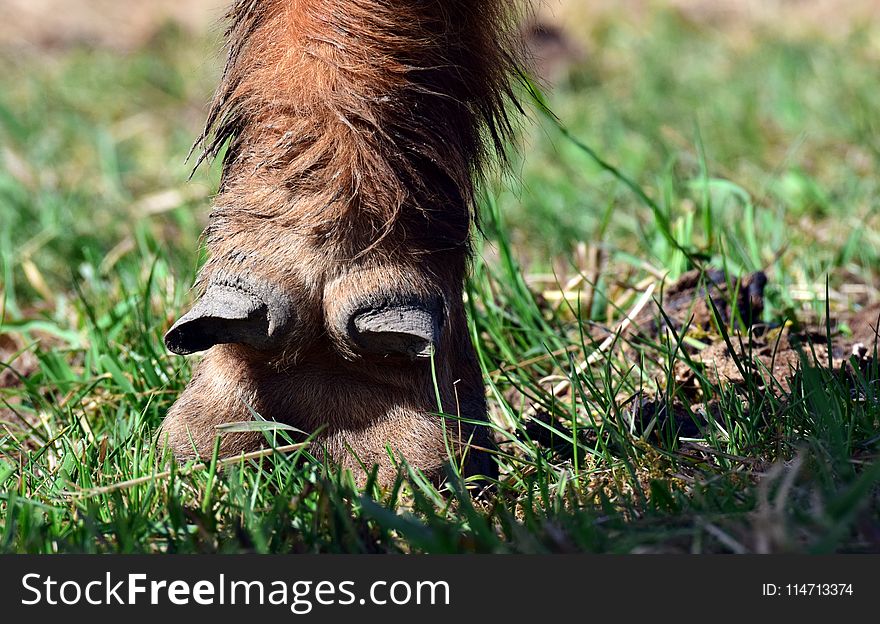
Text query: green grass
1 12 879 553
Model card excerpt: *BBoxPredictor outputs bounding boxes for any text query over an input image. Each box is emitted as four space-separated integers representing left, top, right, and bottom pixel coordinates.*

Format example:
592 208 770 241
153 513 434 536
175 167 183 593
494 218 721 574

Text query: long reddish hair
193 0 524 255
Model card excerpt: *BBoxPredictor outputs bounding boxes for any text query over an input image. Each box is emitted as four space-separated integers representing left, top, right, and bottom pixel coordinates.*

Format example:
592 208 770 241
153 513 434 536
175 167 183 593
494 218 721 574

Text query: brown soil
0 0 226 51
528 0 880 81
538 0 880 36
0 332 41 441
516 266 880 453
623 269 880 440
5 1 876 54
0 333 38 389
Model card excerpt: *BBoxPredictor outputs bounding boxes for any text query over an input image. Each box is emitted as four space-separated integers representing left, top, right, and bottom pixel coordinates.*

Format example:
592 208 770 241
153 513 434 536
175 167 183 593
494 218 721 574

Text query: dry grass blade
525 282 656 418
65 442 310 499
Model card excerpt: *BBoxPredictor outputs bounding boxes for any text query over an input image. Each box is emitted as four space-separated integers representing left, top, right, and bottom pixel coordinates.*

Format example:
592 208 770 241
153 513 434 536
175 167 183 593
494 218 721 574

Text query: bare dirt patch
527 0 880 81
538 0 880 36
518 268 880 453
0 332 41 442
0 333 38 390
1 0 226 51
5 1 877 54
623 269 880 440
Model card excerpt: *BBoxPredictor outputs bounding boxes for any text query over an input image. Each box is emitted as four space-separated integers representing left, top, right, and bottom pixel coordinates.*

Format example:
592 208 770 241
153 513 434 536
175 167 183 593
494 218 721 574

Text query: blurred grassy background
1 1 879 553
3 0 880 314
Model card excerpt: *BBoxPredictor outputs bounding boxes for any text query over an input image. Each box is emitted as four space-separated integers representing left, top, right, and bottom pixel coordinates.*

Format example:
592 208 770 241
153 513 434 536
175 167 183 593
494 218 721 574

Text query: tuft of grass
1 10 879 553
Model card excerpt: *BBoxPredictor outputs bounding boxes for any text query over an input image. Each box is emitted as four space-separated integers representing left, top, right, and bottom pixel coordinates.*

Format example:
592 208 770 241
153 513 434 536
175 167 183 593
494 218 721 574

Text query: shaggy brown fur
160 0 523 484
